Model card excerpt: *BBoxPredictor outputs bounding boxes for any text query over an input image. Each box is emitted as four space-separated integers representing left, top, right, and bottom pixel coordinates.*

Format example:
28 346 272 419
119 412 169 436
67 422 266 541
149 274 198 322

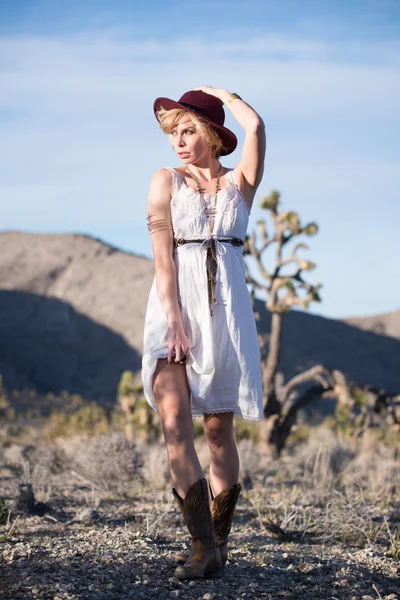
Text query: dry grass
61 432 144 497
1 421 399 556
240 425 400 552
1 418 399 600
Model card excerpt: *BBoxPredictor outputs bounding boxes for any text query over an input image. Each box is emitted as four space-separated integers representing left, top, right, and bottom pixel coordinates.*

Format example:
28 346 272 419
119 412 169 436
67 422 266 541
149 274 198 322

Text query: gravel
1 499 398 600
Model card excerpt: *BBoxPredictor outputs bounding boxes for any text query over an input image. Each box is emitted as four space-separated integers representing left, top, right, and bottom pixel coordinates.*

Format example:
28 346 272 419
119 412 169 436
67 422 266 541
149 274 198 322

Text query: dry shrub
63 432 144 497
23 445 67 502
238 438 262 474
341 434 400 499
237 438 263 489
43 403 109 440
3 443 67 503
141 444 170 490
255 425 400 548
289 426 355 488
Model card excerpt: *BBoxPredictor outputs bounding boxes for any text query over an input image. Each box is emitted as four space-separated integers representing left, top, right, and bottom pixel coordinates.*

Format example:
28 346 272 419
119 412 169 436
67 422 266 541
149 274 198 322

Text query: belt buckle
175 238 184 247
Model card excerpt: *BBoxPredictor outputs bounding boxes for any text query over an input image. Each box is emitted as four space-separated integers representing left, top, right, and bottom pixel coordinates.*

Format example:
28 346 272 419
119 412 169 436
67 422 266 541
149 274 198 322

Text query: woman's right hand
166 320 190 365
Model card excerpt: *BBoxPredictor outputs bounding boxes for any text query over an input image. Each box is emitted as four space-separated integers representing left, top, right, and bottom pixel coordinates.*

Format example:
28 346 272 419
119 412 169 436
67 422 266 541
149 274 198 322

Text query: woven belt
173 236 244 316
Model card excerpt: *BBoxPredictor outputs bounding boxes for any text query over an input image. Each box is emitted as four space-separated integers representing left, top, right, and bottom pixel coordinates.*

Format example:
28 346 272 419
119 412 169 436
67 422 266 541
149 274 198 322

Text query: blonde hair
156 107 225 158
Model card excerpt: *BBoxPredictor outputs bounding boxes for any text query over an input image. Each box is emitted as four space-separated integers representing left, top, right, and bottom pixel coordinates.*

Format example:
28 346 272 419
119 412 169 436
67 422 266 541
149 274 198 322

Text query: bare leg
203 412 240 496
152 358 204 498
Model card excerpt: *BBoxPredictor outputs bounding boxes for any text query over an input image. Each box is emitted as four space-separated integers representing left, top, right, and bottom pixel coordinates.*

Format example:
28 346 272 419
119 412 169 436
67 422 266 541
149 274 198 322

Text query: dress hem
148 399 263 422
191 410 263 421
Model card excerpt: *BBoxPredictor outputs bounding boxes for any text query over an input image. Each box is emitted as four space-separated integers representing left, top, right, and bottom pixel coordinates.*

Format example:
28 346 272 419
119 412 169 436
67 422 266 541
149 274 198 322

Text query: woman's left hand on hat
194 86 230 104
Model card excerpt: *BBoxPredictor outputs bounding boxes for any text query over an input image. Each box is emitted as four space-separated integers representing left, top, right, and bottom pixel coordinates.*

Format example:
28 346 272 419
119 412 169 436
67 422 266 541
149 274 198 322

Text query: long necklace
186 164 222 316
186 164 222 235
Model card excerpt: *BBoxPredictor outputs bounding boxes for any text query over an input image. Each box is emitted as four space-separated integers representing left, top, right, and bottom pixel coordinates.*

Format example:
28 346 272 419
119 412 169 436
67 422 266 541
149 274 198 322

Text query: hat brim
153 97 237 156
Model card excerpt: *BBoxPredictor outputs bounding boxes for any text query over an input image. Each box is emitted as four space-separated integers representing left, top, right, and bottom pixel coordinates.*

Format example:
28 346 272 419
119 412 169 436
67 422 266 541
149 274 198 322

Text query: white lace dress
141 168 263 420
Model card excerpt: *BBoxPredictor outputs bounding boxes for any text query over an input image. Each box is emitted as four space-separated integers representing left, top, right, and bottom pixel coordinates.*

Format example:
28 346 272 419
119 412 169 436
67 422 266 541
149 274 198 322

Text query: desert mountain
342 309 400 340
0 231 399 406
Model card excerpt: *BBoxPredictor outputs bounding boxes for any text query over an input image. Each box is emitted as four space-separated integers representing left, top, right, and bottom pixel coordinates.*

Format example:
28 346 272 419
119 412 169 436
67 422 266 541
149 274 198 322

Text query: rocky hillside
342 308 400 340
0 231 399 406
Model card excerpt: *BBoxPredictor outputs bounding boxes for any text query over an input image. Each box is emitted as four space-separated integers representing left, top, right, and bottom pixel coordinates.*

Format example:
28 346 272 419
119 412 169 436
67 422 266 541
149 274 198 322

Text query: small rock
203 594 216 600
73 508 99 523
169 577 180 585
362 596 374 600
4 444 26 464
100 553 113 563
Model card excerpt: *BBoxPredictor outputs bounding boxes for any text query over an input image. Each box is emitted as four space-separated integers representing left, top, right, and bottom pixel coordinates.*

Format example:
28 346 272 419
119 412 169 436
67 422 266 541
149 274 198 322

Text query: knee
162 415 193 448
204 421 234 450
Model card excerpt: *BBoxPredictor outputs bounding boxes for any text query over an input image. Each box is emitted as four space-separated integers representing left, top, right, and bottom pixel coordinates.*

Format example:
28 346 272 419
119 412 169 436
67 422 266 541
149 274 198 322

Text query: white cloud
0 30 399 317
0 34 399 119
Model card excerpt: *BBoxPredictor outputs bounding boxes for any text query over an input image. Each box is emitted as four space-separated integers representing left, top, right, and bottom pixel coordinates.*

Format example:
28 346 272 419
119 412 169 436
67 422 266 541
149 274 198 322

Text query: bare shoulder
148 168 173 205
149 167 173 187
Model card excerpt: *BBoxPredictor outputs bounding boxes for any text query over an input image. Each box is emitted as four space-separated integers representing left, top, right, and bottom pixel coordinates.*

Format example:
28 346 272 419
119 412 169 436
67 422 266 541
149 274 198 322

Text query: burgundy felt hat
153 90 238 156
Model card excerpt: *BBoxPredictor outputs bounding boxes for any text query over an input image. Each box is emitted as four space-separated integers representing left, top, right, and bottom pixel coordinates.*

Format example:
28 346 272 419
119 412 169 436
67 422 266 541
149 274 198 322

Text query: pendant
205 237 219 317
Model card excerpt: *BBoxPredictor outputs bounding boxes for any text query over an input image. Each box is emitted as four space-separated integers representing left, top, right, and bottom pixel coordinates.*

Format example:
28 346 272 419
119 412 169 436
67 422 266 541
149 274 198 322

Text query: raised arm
194 86 266 207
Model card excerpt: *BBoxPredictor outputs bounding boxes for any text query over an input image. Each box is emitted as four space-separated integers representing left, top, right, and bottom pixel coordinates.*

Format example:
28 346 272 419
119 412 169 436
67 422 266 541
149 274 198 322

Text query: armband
146 213 173 235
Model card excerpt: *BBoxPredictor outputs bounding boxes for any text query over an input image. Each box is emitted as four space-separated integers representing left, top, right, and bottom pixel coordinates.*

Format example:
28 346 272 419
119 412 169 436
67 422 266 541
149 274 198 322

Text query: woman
141 86 266 580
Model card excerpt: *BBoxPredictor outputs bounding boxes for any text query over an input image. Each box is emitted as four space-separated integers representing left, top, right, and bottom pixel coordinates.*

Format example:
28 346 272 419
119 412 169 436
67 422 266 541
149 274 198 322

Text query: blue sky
1 0 399 319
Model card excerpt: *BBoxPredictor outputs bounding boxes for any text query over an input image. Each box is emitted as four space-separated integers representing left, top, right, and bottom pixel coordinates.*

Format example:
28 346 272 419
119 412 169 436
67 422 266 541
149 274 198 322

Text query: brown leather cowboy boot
172 478 222 580
174 479 242 567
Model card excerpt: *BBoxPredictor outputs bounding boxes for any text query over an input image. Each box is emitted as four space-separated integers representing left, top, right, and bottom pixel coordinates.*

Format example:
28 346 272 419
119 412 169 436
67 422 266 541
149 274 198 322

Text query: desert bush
3 442 67 503
243 425 399 549
118 370 143 397
237 438 264 489
340 431 400 499
287 426 356 488
66 431 144 497
140 443 170 490
22 445 67 502
43 402 109 440
234 418 261 443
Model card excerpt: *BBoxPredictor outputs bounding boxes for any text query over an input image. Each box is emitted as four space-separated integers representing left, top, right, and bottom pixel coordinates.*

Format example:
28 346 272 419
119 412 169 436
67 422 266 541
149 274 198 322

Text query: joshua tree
244 190 338 453
244 192 400 455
